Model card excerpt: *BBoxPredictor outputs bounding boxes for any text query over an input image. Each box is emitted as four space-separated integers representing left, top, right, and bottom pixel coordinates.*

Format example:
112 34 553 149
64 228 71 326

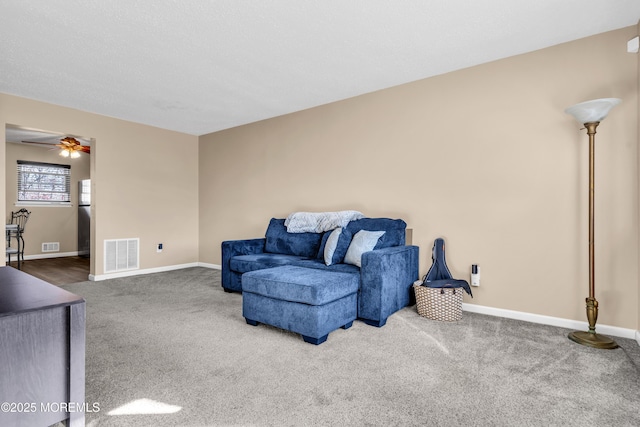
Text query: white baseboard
462 303 637 340
89 262 200 281
25 251 80 260
90 262 219 281
198 262 221 269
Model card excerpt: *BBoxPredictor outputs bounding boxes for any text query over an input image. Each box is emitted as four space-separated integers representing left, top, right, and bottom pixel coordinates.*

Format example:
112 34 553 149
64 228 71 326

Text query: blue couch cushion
292 258 361 274
316 227 353 265
317 231 331 258
264 218 322 258
345 218 406 249
230 253 307 273
242 266 359 306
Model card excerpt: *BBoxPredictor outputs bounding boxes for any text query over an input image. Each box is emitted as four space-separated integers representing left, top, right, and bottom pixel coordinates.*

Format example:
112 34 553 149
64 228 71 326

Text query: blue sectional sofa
222 217 419 336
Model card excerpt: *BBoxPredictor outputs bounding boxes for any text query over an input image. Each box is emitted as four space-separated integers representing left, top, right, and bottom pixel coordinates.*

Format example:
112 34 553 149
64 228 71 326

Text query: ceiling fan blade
21 140 54 146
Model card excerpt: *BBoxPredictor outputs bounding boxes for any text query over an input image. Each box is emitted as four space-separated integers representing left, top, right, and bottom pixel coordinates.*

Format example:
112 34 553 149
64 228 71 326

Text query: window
17 161 71 204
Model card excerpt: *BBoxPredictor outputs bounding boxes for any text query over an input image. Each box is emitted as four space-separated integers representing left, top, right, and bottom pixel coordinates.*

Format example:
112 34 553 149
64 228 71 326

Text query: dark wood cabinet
0 267 85 427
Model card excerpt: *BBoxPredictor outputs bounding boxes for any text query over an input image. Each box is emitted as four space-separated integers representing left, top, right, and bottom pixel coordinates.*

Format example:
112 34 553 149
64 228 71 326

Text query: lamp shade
565 98 621 124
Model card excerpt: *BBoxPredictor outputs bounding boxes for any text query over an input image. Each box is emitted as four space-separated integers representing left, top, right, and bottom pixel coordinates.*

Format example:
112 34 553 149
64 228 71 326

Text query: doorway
5 125 92 284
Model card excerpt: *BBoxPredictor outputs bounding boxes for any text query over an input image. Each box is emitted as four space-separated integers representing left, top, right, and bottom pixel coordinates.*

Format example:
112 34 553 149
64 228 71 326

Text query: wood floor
8 256 90 286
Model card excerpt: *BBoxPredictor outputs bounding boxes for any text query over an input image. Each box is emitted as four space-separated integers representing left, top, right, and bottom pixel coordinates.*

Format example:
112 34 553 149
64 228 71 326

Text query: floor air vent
104 238 139 273
42 242 60 252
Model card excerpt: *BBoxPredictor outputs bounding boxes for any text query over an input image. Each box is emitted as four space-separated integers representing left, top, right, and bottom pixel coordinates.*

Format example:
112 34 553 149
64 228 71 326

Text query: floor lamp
565 97 621 350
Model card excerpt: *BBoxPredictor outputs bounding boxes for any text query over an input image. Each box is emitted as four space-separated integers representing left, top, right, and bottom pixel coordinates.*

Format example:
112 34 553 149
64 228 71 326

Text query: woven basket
413 283 463 322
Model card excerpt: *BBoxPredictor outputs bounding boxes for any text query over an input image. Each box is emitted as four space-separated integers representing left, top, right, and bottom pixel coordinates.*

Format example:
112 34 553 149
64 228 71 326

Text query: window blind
17 160 71 203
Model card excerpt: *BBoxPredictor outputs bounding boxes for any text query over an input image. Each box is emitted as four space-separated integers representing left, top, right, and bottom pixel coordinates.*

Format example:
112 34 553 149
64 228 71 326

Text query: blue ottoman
242 266 359 345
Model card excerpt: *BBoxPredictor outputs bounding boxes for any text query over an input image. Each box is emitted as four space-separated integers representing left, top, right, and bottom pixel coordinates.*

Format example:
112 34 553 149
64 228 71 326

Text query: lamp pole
565 99 620 350
587 122 596 306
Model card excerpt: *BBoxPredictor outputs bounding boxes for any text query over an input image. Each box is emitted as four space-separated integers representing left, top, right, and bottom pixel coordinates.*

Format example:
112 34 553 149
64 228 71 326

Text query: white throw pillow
323 228 342 266
344 230 385 267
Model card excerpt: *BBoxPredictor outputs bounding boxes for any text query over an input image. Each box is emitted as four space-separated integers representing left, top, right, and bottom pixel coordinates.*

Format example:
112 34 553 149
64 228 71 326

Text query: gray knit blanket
284 210 364 233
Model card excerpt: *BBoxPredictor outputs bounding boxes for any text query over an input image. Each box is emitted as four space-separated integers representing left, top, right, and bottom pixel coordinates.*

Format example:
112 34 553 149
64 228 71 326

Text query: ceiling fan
57 136 90 157
21 136 90 157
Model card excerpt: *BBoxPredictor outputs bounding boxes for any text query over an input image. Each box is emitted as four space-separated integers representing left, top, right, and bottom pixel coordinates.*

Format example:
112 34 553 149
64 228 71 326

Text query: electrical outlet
157 243 163 253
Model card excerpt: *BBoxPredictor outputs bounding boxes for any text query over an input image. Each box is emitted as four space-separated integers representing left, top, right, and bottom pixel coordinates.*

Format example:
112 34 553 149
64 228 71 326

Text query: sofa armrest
221 238 266 288
359 245 419 327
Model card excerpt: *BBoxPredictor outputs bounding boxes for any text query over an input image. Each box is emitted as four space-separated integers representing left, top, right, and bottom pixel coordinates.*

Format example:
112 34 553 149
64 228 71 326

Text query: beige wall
5 141 90 256
199 26 639 329
0 94 200 276
0 27 636 330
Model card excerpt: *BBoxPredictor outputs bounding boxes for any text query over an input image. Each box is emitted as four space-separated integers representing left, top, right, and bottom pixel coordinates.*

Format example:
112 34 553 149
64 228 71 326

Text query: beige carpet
61 267 640 427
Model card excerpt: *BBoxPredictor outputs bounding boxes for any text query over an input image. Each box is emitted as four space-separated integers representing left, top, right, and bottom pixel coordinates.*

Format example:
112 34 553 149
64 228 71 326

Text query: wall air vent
42 242 60 252
104 238 139 273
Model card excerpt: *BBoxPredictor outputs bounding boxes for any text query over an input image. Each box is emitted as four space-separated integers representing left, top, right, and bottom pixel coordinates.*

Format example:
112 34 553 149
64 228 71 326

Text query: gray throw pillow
344 230 385 267
323 228 343 266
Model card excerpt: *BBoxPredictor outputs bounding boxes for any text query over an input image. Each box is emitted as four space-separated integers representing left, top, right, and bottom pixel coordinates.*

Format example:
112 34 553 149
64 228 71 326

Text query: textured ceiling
1 1 639 136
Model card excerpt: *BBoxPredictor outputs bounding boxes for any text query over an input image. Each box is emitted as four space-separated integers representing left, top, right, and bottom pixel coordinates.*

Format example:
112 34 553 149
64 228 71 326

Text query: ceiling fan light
70 150 81 159
59 149 70 158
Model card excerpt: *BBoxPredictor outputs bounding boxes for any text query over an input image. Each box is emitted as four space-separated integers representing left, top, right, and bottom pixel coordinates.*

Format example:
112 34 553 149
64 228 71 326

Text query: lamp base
568 331 618 349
